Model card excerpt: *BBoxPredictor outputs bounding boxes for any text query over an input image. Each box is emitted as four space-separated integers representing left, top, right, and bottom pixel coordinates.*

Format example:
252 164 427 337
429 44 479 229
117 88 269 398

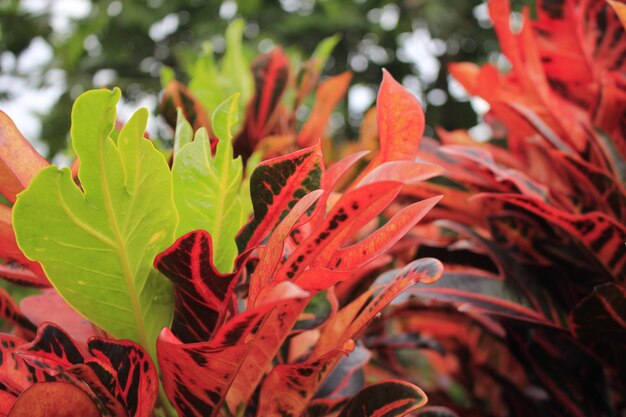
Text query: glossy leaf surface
13 89 177 356
172 95 245 273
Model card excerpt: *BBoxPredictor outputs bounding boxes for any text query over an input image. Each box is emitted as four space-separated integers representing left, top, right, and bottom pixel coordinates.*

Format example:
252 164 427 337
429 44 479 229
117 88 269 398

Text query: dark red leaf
17 323 156 417
235 48 290 159
155 230 240 343
236 143 323 252
336 380 427 417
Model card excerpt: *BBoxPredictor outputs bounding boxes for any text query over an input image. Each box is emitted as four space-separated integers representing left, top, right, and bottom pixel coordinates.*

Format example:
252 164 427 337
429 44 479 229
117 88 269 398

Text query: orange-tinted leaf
257 259 442 417
358 70 425 180
330 196 441 271
8 382 101 417
297 72 352 148
0 111 48 203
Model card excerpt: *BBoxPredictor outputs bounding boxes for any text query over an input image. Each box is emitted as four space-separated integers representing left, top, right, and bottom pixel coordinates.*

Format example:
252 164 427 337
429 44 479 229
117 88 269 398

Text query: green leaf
172 94 245 273
13 88 177 359
311 34 341 72
174 108 193 155
222 19 254 107
188 19 252 134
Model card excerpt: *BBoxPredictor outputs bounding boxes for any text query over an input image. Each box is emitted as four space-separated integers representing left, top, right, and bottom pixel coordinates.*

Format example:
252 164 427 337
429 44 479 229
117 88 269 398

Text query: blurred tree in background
0 0 532 160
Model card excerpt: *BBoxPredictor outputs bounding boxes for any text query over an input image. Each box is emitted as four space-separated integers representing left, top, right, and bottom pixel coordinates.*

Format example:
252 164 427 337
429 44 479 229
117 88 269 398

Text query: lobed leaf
13 89 177 357
172 95 245 273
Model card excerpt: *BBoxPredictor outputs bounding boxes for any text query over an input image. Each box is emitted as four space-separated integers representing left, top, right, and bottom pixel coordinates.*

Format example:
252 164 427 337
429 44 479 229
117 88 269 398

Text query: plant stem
158 385 178 417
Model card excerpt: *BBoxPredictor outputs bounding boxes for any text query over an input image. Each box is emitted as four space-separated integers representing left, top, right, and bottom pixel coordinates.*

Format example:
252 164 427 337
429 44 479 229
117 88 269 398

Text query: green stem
158 385 178 417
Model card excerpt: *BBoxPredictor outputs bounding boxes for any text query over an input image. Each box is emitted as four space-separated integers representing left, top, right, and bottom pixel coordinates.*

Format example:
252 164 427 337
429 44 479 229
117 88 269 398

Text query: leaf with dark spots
157 289 308 417
0 288 36 335
236 144 323 252
8 382 101 417
17 323 156 417
155 230 240 343
235 48 290 159
226 285 309 411
257 259 441 417
276 182 403 283
17 324 85 370
478 194 626 279
248 190 324 306
157 327 251 417
337 380 427 417
0 334 46 397
330 196 441 271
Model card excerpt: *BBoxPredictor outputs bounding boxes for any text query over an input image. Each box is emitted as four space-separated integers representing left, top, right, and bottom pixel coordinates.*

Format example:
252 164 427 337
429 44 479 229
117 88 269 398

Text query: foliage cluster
0 0 625 416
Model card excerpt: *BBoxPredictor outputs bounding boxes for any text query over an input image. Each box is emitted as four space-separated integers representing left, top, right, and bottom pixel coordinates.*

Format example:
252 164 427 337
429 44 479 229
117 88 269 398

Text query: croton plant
2 0 626 416
0 43 444 416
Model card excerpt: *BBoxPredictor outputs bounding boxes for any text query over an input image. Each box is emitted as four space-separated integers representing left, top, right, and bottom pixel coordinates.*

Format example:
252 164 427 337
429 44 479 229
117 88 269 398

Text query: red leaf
0 111 48 203
478 194 626 279
20 290 96 344
297 72 352 148
17 323 156 417
157 289 309 417
0 334 44 396
276 182 403 283
330 196 441 271
256 259 442 417
236 143 324 252
155 231 240 343
336 380 427 417
8 382 101 417
357 70 425 181
0 288 36 335
235 48 290 159
248 190 324 305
